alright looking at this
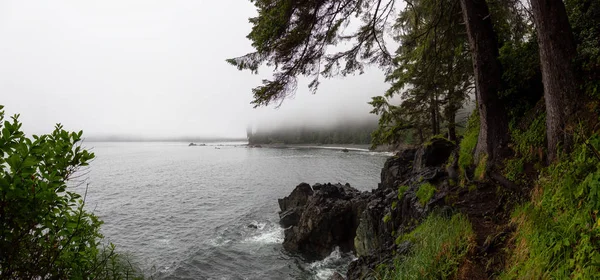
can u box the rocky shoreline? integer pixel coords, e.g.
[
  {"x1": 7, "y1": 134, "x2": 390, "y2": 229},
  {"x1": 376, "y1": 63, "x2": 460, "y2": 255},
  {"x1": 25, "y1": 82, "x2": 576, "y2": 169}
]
[{"x1": 277, "y1": 138, "x2": 459, "y2": 279}]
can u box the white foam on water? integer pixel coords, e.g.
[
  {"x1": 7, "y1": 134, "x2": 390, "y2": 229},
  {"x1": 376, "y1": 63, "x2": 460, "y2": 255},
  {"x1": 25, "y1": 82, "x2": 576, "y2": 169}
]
[
  {"x1": 244, "y1": 226, "x2": 284, "y2": 244},
  {"x1": 309, "y1": 247, "x2": 344, "y2": 280}
]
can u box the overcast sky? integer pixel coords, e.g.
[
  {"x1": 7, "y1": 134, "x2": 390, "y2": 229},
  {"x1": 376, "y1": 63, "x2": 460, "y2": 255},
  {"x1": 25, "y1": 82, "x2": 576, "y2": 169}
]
[{"x1": 0, "y1": 1, "x2": 389, "y2": 139}]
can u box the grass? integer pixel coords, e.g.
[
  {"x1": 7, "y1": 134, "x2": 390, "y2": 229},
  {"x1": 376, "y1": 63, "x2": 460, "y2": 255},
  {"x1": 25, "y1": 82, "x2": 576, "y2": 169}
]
[
  {"x1": 501, "y1": 134, "x2": 600, "y2": 279},
  {"x1": 398, "y1": 185, "x2": 409, "y2": 200},
  {"x1": 416, "y1": 182, "x2": 436, "y2": 206},
  {"x1": 381, "y1": 213, "x2": 475, "y2": 280},
  {"x1": 458, "y1": 111, "x2": 480, "y2": 180},
  {"x1": 474, "y1": 154, "x2": 488, "y2": 180}
]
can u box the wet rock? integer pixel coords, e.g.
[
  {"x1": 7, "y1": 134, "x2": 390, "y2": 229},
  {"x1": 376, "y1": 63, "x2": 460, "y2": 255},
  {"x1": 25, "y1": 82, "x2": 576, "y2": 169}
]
[
  {"x1": 278, "y1": 183, "x2": 313, "y2": 212},
  {"x1": 279, "y1": 209, "x2": 301, "y2": 228},
  {"x1": 379, "y1": 148, "x2": 417, "y2": 190},
  {"x1": 281, "y1": 183, "x2": 368, "y2": 260},
  {"x1": 329, "y1": 272, "x2": 346, "y2": 280}
]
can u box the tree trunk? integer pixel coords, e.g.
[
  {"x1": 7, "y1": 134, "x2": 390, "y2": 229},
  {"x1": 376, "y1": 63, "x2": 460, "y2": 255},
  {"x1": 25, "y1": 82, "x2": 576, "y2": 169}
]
[
  {"x1": 530, "y1": 0, "x2": 578, "y2": 162},
  {"x1": 430, "y1": 95, "x2": 439, "y2": 135},
  {"x1": 459, "y1": 0, "x2": 509, "y2": 163},
  {"x1": 446, "y1": 94, "x2": 458, "y2": 142}
]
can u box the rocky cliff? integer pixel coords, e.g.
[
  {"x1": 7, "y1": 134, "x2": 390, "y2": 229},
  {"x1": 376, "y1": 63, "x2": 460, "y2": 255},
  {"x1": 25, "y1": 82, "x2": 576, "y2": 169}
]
[{"x1": 277, "y1": 138, "x2": 459, "y2": 279}]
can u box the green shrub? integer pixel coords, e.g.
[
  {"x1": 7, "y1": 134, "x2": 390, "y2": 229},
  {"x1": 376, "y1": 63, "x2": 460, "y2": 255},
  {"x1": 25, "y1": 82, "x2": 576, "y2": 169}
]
[
  {"x1": 510, "y1": 113, "x2": 546, "y2": 162},
  {"x1": 416, "y1": 182, "x2": 436, "y2": 206},
  {"x1": 383, "y1": 213, "x2": 475, "y2": 279},
  {"x1": 0, "y1": 106, "x2": 143, "y2": 279},
  {"x1": 502, "y1": 134, "x2": 600, "y2": 279}
]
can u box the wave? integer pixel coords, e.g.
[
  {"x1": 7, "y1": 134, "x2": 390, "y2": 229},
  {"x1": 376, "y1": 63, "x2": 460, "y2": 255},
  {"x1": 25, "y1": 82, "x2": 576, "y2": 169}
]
[
  {"x1": 308, "y1": 247, "x2": 353, "y2": 280},
  {"x1": 243, "y1": 223, "x2": 284, "y2": 244}
]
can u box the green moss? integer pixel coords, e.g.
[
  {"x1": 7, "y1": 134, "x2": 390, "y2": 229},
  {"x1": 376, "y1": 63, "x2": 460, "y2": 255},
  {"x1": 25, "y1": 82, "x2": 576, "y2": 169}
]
[
  {"x1": 398, "y1": 185, "x2": 409, "y2": 200},
  {"x1": 383, "y1": 213, "x2": 392, "y2": 223},
  {"x1": 502, "y1": 134, "x2": 600, "y2": 279},
  {"x1": 391, "y1": 200, "x2": 398, "y2": 210},
  {"x1": 474, "y1": 154, "x2": 488, "y2": 180},
  {"x1": 416, "y1": 182, "x2": 436, "y2": 206},
  {"x1": 423, "y1": 134, "x2": 454, "y2": 147},
  {"x1": 458, "y1": 110, "x2": 480, "y2": 179},
  {"x1": 382, "y1": 213, "x2": 474, "y2": 279},
  {"x1": 448, "y1": 178, "x2": 456, "y2": 187}
]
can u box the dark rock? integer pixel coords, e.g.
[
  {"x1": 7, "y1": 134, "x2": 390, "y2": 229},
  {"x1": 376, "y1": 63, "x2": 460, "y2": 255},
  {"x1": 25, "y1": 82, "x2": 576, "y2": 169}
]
[
  {"x1": 278, "y1": 183, "x2": 313, "y2": 212},
  {"x1": 413, "y1": 138, "x2": 455, "y2": 171},
  {"x1": 279, "y1": 209, "x2": 301, "y2": 228},
  {"x1": 346, "y1": 241, "x2": 413, "y2": 280},
  {"x1": 329, "y1": 272, "x2": 345, "y2": 280},
  {"x1": 281, "y1": 183, "x2": 368, "y2": 260},
  {"x1": 379, "y1": 148, "x2": 417, "y2": 190},
  {"x1": 342, "y1": 148, "x2": 349, "y2": 153},
  {"x1": 247, "y1": 224, "x2": 258, "y2": 229}
]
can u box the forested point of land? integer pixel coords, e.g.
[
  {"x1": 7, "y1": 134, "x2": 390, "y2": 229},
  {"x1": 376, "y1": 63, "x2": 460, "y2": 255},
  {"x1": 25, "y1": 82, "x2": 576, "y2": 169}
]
[{"x1": 247, "y1": 122, "x2": 378, "y2": 145}]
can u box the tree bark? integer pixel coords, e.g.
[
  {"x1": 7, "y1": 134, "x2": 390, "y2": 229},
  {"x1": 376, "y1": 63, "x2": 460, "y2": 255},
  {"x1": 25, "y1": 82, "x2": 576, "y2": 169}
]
[
  {"x1": 459, "y1": 0, "x2": 509, "y2": 162},
  {"x1": 430, "y1": 95, "x2": 439, "y2": 135},
  {"x1": 446, "y1": 96, "x2": 458, "y2": 142},
  {"x1": 530, "y1": 0, "x2": 578, "y2": 162}
]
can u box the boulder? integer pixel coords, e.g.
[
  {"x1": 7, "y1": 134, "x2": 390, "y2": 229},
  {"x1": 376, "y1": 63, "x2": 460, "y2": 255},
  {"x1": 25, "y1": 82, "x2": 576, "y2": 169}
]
[
  {"x1": 278, "y1": 183, "x2": 313, "y2": 212},
  {"x1": 379, "y1": 148, "x2": 417, "y2": 190},
  {"x1": 281, "y1": 183, "x2": 368, "y2": 260}
]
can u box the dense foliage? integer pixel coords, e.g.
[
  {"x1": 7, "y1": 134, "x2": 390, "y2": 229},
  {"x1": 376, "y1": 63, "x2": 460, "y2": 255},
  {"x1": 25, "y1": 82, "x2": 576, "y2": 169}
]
[{"x1": 0, "y1": 106, "x2": 142, "y2": 279}]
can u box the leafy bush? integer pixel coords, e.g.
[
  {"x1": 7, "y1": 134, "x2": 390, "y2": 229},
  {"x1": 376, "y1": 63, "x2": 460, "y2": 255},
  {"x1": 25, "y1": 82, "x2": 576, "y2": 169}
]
[
  {"x1": 416, "y1": 182, "x2": 436, "y2": 206},
  {"x1": 383, "y1": 214, "x2": 475, "y2": 279},
  {"x1": 510, "y1": 113, "x2": 546, "y2": 162},
  {"x1": 0, "y1": 106, "x2": 143, "y2": 279}
]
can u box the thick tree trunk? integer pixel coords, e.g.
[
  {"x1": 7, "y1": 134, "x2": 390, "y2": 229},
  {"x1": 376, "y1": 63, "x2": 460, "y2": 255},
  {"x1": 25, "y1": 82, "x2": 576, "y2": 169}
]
[
  {"x1": 530, "y1": 0, "x2": 578, "y2": 162},
  {"x1": 459, "y1": 0, "x2": 509, "y2": 162}
]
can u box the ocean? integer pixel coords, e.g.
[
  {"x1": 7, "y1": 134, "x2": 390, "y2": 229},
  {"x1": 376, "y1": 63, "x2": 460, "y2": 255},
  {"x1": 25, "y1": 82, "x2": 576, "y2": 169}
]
[{"x1": 79, "y1": 142, "x2": 389, "y2": 279}]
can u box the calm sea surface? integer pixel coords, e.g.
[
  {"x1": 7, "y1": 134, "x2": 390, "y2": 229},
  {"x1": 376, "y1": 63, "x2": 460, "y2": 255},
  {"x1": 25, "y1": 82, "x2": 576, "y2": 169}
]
[{"x1": 79, "y1": 142, "x2": 389, "y2": 280}]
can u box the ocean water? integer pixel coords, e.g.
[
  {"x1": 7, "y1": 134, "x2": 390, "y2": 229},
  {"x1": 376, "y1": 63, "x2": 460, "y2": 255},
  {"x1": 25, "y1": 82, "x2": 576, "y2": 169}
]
[{"x1": 79, "y1": 142, "x2": 389, "y2": 280}]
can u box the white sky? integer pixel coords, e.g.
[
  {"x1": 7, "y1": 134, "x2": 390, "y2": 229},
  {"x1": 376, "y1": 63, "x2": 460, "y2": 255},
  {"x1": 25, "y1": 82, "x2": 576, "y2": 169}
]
[{"x1": 0, "y1": 1, "x2": 388, "y2": 139}]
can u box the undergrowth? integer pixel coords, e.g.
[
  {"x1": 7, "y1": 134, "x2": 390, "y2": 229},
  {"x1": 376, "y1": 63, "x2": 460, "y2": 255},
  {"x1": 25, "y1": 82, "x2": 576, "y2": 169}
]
[
  {"x1": 416, "y1": 182, "x2": 436, "y2": 206},
  {"x1": 458, "y1": 111, "x2": 480, "y2": 181},
  {"x1": 502, "y1": 133, "x2": 600, "y2": 279},
  {"x1": 380, "y1": 213, "x2": 475, "y2": 280}
]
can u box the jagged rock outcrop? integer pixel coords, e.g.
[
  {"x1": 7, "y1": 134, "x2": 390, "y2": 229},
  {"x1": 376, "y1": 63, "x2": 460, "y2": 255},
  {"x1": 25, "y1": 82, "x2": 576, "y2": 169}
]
[
  {"x1": 278, "y1": 138, "x2": 457, "y2": 278},
  {"x1": 379, "y1": 148, "x2": 417, "y2": 190},
  {"x1": 278, "y1": 183, "x2": 370, "y2": 260}
]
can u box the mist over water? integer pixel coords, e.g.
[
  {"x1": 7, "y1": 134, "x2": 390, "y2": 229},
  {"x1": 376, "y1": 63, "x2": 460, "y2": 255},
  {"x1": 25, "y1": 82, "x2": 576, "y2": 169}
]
[{"x1": 81, "y1": 142, "x2": 387, "y2": 279}]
